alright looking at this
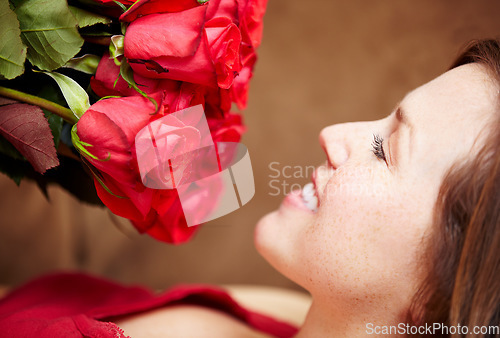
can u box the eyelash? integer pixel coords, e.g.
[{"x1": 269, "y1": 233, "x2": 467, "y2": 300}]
[{"x1": 371, "y1": 134, "x2": 386, "y2": 162}]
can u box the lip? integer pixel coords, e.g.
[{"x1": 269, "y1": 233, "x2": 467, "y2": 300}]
[
  {"x1": 279, "y1": 161, "x2": 334, "y2": 214},
  {"x1": 280, "y1": 168, "x2": 321, "y2": 214},
  {"x1": 281, "y1": 189, "x2": 315, "y2": 213}
]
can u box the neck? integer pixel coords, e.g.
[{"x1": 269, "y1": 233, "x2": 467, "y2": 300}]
[{"x1": 296, "y1": 297, "x2": 405, "y2": 338}]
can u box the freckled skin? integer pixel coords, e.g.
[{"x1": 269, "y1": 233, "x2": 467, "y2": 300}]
[{"x1": 255, "y1": 64, "x2": 498, "y2": 337}]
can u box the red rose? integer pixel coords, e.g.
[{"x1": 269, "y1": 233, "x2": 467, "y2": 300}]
[
  {"x1": 91, "y1": 56, "x2": 232, "y2": 116},
  {"x1": 75, "y1": 0, "x2": 262, "y2": 244},
  {"x1": 230, "y1": 0, "x2": 267, "y2": 109},
  {"x1": 94, "y1": 174, "x2": 198, "y2": 244},
  {"x1": 75, "y1": 95, "x2": 244, "y2": 243},
  {"x1": 90, "y1": 52, "x2": 178, "y2": 98},
  {"x1": 176, "y1": 82, "x2": 232, "y2": 119},
  {"x1": 76, "y1": 96, "x2": 157, "y2": 188},
  {"x1": 124, "y1": 5, "x2": 242, "y2": 89},
  {"x1": 239, "y1": 0, "x2": 268, "y2": 49},
  {"x1": 120, "y1": 0, "x2": 201, "y2": 23},
  {"x1": 209, "y1": 112, "x2": 245, "y2": 143},
  {"x1": 90, "y1": 52, "x2": 188, "y2": 103},
  {"x1": 75, "y1": 95, "x2": 192, "y2": 243},
  {"x1": 230, "y1": 52, "x2": 256, "y2": 110}
]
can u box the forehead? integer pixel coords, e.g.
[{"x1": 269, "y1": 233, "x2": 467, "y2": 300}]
[
  {"x1": 403, "y1": 63, "x2": 497, "y2": 130},
  {"x1": 400, "y1": 63, "x2": 498, "y2": 174},
  {"x1": 404, "y1": 64, "x2": 497, "y2": 138}
]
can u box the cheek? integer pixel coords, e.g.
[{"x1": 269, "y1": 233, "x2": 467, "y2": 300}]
[{"x1": 298, "y1": 167, "x2": 433, "y2": 297}]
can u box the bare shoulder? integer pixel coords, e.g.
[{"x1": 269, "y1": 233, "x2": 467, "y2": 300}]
[
  {"x1": 115, "y1": 285, "x2": 311, "y2": 338},
  {"x1": 115, "y1": 304, "x2": 271, "y2": 338},
  {"x1": 223, "y1": 284, "x2": 311, "y2": 327}
]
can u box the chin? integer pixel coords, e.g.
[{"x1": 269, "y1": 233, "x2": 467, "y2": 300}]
[
  {"x1": 254, "y1": 209, "x2": 305, "y2": 285},
  {"x1": 254, "y1": 210, "x2": 278, "y2": 260}
]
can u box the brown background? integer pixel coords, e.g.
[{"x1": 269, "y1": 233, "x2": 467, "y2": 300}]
[{"x1": 2, "y1": 0, "x2": 500, "y2": 291}]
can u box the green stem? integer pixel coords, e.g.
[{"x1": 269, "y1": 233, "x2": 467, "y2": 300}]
[{"x1": 0, "y1": 86, "x2": 78, "y2": 124}]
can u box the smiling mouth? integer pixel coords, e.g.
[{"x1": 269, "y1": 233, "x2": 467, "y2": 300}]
[
  {"x1": 301, "y1": 182, "x2": 319, "y2": 212},
  {"x1": 300, "y1": 161, "x2": 336, "y2": 212}
]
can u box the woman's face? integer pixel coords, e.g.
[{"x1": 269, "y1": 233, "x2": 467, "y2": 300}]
[{"x1": 255, "y1": 64, "x2": 498, "y2": 314}]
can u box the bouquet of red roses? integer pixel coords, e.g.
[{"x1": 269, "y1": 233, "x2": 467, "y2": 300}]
[{"x1": 0, "y1": 0, "x2": 267, "y2": 244}]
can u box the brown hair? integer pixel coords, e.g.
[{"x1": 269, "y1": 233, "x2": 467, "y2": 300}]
[{"x1": 409, "y1": 40, "x2": 500, "y2": 337}]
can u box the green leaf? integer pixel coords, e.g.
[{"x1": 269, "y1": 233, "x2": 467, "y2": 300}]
[
  {"x1": 63, "y1": 54, "x2": 100, "y2": 74},
  {"x1": 36, "y1": 86, "x2": 65, "y2": 148},
  {"x1": 113, "y1": 1, "x2": 127, "y2": 12},
  {"x1": 39, "y1": 71, "x2": 90, "y2": 118},
  {"x1": 109, "y1": 35, "x2": 124, "y2": 65},
  {"x1": 69, "y1": 6, "x2": 112, "y2": 28},
  {"x1": 15, "y1": 0, "x2": 84, "y2": 71},
  {"x1": 44, "y1": 110, "x2": 63, "y2": 148},
  {"x1": 0, "y1": 0, "x2": 27, "y2": 79}
]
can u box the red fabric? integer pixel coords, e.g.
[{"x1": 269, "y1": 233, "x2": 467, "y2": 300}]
[{"x1": 0, "y1": 273, "x2": 298, "y2": 337}]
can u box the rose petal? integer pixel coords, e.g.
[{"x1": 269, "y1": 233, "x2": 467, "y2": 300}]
[
  {"x1": 94, "y1": 173, "x2": 154, "y2": 220},
  {"x1": 88, "y1": 96, "x2": 160, "y2": 145},
  {"x1": 205, "y1": 0, "x2": 239, "y2": 23},
  {"x1": 205, "y1": 19, "x2": 242, "y2": 89},
  {"x1": 239, "y1": 0, "x2": 268, "y2": 48},
  {"x1": 120, "y1": 0, "x2": 201, "y2": 22},
  {"x1": 128, "y1": 32, "x2": 216, "y2": 86},
  {"x1": 91, "y1": 53, "x2": 162, "y2": 97},
  {"x1": 124, "y1": 6, "x2": 207, "y2": 60},
  {"x1": 78, "y1": 110, "x2": 135, "y2": 185}
]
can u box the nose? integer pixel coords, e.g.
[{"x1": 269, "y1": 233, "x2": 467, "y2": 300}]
[{"x1": 319, "y1": 124, "x2": 349, "y2": 169}]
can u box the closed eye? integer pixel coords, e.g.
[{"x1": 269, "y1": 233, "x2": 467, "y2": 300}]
[{"x1": 372, "y1": 134, "x2": 387, "y2": 162}]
